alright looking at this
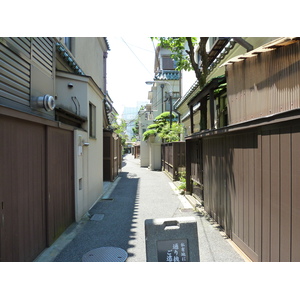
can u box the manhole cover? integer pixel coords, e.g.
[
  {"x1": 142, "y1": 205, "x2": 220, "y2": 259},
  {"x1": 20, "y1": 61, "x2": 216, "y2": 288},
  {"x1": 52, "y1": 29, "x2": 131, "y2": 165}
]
[{"x1": 82, "y1": 247, "x2": 128, "y2": 262}]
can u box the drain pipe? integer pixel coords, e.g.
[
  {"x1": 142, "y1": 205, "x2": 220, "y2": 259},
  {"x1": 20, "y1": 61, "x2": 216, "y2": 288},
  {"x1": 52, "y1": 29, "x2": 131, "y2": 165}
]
[
  {"x1": 232, "y1": 37, "x2": 253, "y2": 52},
  {"x1": 160, "y1": 84, "x2": 164, "y2": 113}
]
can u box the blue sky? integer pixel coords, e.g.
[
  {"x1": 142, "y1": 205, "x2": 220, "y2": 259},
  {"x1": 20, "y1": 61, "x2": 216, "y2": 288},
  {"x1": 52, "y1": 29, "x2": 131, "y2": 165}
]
[{"x1": 106, "y1": 37, "x2": 158, "y2": 116}]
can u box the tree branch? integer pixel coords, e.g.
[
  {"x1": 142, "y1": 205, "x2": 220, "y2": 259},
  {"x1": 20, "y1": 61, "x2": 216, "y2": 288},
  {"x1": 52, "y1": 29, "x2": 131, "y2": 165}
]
[{"x1": 186, "y1": 37, "x2": 209, "y2": 88}]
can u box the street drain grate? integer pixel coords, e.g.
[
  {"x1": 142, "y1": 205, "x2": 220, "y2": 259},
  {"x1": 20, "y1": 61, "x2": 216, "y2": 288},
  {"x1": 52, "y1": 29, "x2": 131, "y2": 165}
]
[
  {"x1": 90, "y1": 214, "x2": 104, "y2": 221},
  {"x1": 101, "y1": 197, "x2": 114, "y2": 201},
  {"x1": 82, "y1": 247, "x2": 128, "y2": 262}
]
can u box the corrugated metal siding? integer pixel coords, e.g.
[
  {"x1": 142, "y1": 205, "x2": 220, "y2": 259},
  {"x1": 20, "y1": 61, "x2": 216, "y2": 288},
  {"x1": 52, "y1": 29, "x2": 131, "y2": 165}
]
[
  {"x1": 0, "y1": 39, "x2": 31, "y2": 105},
  {"x1": 227, "y1": 41, "x2": 300, "y2": 124},
  {"x1": 0, "y1": 37, "x2": 54, "y2": 107},
  {"x1": 32, "y1": 38, "x2": 53, "y2": 74}
]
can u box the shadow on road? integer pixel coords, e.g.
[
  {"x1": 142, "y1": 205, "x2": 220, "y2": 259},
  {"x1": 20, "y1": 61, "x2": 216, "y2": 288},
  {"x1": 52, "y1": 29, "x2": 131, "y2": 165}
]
[{"x1": 54, "y1": 170, "x2": 140, "y2": 262}]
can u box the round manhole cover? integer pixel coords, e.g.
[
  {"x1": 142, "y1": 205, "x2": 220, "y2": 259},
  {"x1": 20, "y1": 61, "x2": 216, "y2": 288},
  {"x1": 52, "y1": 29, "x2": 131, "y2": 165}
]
[{"x1": 82, "y1": 247, "x2": 128, "y2": 262}]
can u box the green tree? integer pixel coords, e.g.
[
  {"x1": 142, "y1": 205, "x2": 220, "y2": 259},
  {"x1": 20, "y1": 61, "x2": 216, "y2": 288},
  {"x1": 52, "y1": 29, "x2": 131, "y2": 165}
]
[
  {"x1": 151, "y1": 37, "x2": 209, "y2": 88},
  {"x1": 143, "y1": 112, "x2": 183, "y2": 142},
  {"x1": 111, "y1": 116, "x2": 128, "y2": 146}
]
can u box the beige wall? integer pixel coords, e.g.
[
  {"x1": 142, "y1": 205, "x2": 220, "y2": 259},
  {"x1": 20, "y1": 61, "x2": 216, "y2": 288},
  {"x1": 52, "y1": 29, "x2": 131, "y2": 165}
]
[
  {"x1": 56, "y1": 71, "x2": 105, "y2": 221},
  {"x1": 72, "y1": 37, "x2": 106, "y2": 90},
  {"x1": 87, "y1": 82, "x2": 104, "y2": 209}
]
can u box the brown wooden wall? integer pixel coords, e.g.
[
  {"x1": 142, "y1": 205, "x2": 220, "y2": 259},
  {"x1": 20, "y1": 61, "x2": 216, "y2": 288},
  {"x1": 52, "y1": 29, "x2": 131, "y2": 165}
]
[
  {"x1": 161, "y1": 142, "x2": 186, "y2": 181},
  {"x1": 0, "y1": 113, "x2": 74, "y2": 261},
  {"x1": 0, "y1": 115, "x2": 46, "y2": 262},
  {"x1": 47, "y1": 127, "x2": 74, "y2": 245},
  {"x1": 103, "y1": 131, "x2": 121, "y2": 182},
  {"x1": 192, "y1": 118, "x2": 300, "y2": 262}
]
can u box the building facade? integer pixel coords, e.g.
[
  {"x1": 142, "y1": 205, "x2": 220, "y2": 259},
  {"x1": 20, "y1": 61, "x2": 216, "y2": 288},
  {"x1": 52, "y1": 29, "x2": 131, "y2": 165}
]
[
  {"x1": 182, "y1": 37, "x2": 300, "y2": 261},
  {"x1": 0, "y1": 37, "x2": 114, "y2": 261},
  {"x1": 140, "y1": 46, "x2": 181, "y2": 170}
]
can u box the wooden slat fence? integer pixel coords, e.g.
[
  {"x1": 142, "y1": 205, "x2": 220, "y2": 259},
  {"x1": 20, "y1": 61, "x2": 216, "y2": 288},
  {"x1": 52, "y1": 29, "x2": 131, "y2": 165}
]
[{"x1": 161, "y1": 142, "x2": 186, "y2": 181}]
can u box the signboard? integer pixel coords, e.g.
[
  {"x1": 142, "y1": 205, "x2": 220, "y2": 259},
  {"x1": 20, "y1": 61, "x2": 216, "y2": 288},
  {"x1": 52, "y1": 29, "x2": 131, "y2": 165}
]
[
  {"x1": 157, "y1": 239, "x2": 189, "y2": 262},
  {"x1": 145, "y1": 217, "x2": 200, "y2": 262}
]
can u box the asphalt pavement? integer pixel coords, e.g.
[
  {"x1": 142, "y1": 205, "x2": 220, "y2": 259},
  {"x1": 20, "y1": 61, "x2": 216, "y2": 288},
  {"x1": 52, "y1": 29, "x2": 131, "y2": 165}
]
[{"x1": 35, "y1": 154, "x2": 248, "y2": 262}]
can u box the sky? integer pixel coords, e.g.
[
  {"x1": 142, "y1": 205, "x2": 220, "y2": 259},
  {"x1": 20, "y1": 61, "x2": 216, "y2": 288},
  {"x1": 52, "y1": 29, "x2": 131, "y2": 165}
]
[{"x1": 106, "y1": 37, "x2": 158, "y2": 117}]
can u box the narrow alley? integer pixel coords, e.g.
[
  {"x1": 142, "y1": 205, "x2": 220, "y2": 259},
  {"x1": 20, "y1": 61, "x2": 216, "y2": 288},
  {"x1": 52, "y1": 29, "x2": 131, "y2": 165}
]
[{"x1": 36, "y1": 154, "x2": 246, "y2": 262}]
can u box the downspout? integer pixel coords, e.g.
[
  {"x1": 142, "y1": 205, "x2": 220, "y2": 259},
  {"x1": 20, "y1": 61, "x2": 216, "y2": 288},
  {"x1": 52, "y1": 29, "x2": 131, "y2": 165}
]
[
  {"x1": 103, "y1": 51, "x2": 108, "y2": 94},
  {"x1": 160, "y1": 84, "x2": 164, "y2": 113},
  {"x1": 232, "y1": 37, "x2": 253, "y2": 52}
]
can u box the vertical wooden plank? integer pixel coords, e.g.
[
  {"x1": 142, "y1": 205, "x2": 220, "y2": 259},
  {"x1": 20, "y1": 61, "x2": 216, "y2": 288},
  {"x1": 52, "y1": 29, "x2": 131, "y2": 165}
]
[
  {"x1": 243, "y1": 134, "x2": 249, "y2": 246},
  {"x1": 185, "y1": 139, "x2": 192, "y2": 194},
  {"x1": 248, "y1": 133, "x2": 255, "y2": 251},
  {"x1": 220, "y1": 137, "x2": 225, "y2": 228},
  {"x1": 261, "y1": 131, "x2": 271, "y2": 262},
  {"x1": 237, "y1": 136, "x2": 244, "y2": 240},
  {"x1": 202, "y1": 139, "x2": 209, "y2": 212},
  {"x1": 0, "y1": 116, "x2": 46, "y2": 261},
  {"x1": 47, "y1": 127, "x2": 74, "y2": 245},
  {"x1": 270, "y1": 129, "x2": 280, "y2": 261},
  {"x1": 232, "y1": 135, "x2": 238, "y2": 238},
  {"x1": 291, "y1": 125, "x2": 300, "y2": 261},
  {"x1": 189, "y1": 105, "x2": 194, "y2": 134},
  {"x1": 226, "y1": 135, "x2": 234, "y2": 238},
  {"x1": 280, "y1": 127, "x2": 291, "y2": 262},
  {"x1": 254, "y1": 131, "x2": 262, "y2": 261},
  {"x1": 212, "y1": 138, "x2": 217, "y2": 219}
]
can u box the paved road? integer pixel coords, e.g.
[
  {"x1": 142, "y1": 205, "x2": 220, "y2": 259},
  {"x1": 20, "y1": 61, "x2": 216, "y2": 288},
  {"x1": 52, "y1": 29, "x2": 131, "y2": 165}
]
[{"x1": 37, "y1": 154, "x2": 246, "y2": 262}]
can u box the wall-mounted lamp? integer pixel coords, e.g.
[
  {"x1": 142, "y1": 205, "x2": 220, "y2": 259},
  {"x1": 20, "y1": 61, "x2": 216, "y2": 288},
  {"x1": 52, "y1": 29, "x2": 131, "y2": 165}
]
[{"x1": 68, "y1": 83, "x2": 74, "y2": 88}]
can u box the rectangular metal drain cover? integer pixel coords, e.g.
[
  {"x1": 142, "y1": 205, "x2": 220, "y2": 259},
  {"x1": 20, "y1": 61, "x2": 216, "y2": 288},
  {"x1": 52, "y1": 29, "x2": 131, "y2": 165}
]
[{"x1": 90, "y1": 214, "x2": 104, "y2": 221}]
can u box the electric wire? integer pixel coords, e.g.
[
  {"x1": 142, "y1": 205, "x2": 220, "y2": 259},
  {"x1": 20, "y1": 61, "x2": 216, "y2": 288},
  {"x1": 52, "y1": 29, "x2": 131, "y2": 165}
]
[{"x1": 121, "y1": 37, "x2": 153, "y2": 76}]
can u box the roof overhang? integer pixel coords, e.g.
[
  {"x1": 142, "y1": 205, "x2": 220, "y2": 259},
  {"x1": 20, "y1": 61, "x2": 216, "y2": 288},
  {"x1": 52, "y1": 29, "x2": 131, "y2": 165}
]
[
  {"x1": 221, "y1": 37, "x2": 300, "y2": 67},
  {"x1": 187, "y1": 75, "x2": 226, "y2": 108}
]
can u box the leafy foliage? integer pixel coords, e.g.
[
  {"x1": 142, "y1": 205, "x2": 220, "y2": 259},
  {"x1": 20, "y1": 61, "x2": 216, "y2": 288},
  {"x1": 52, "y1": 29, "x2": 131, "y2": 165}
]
[
  {"x1": 152, "y1": 37, "x2": 197, "y2": 72},
  {"x1": 151, "y1": 37, "x2": 209, "y2": 88},
  {"x1": 143, "y1": 111, "x2": 183, "y2": 142},
  {"x1": 158, "y1": 122, "x2": 183, "y2": 142},
  {"x1": 142, "y1": 129, "x2": 157, "y2": 141},
  {"x1": 110, "y1": 116, "x2": 128, "y2": 146}
]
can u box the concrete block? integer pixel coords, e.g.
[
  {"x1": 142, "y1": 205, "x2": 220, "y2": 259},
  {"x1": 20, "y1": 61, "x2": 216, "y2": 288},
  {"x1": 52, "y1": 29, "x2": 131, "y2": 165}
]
[{"x1": 145, "y1": 217, "x2": 200, "y2": 262}]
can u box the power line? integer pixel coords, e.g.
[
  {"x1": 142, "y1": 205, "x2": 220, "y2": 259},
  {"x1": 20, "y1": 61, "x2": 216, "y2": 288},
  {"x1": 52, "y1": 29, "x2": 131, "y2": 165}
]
[{"x1": 121, "y1": 37, "x2": 153, "y2": 76}]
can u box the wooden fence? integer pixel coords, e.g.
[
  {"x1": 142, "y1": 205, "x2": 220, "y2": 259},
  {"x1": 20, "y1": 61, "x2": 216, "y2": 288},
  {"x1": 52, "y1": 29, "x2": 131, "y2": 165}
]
[
  {"x1": 103, "y1": 130, "x2": 122, "y2": 182},
  {"x1": 161, "y1": 142, "x2": 186, "y2": 181},
  {"x1": 186, "y1": 114, "x2": 300, "y2": 261}
]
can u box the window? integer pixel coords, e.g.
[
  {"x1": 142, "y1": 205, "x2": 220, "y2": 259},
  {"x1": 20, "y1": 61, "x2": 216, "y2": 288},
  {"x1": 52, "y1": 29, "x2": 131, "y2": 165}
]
[
  {"x1": 64, "y1": 37, "x2": 72, "y2": 52},
  {"x1": 89, "y1": 103, "x2": 96, "y2": 138},
  {"x1": 162, "y1": 56, "x2": 175, "y2": 70}
]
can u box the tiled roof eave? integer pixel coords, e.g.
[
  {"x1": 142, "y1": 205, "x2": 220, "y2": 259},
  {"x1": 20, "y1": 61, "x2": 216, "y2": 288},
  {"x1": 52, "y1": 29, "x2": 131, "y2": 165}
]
[{"x1": 56, "y1": 42, "x2": 85, "y2": 75}]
